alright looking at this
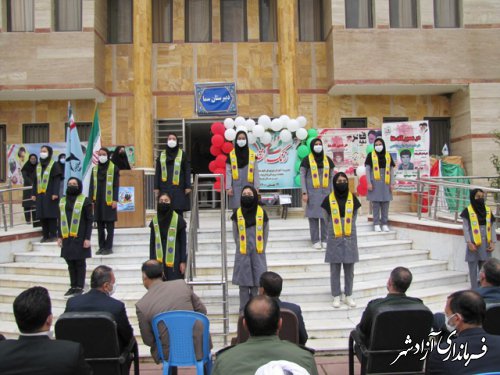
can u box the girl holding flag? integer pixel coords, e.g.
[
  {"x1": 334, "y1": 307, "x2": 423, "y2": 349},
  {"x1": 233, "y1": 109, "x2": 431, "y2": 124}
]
[
  {"x1": 321, "y1": 172, "x2": 361, "y2": 308},
  {"x1": 364, "y1": 137, "x2": 395, "y2": 232},
  {"x1": 300, "y1": 138, "x2": 335, "y2": 249},
  {"x1": 226, "y1": 130, "x2": 260, "y2": 210},
  {"x1": 149, "y1": 192, "x2": 187, "y2": 280},
  {"x1": 460, "y1": 188, "x2": 496, "y2": 288},
  {"x1": 231, "y1": 185, "x2": 269, "y2": 311},
  {"x1": 57, "y1": 177, "x2": 93, "y2": 297}
]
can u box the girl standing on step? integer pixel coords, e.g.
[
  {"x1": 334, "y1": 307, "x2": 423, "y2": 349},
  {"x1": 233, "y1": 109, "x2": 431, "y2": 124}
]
[
  {"x1": 226, "y1": 130, "x2": 260, "y2": 210},
  {"x1": 300, "y1": 138, "x2": 335, "y2": 249},
  {"x1": 149, "y1": 192, "x2": 187, "y2": 281},
  {"x1": 364, "y1": 138, "x2": 395, "y2": 232},
  {"x1": 22, "y1": 153, "x2": 38, "y2": 225},
  {"x1": 57, "y1": 177, "x2": 93, "y2": 297},
  {"x1": 461, "y1": 188, "x2": 496, "y2": 288},
  {"x1": 32, "y1": 145, "x2": 62, "y2": 242},
  {"x1": 321, "y1": 172, "x2": 361, "y2": 308},
  {"x1": 231, "y1": 185, "x2": 269, "y2": 311}
]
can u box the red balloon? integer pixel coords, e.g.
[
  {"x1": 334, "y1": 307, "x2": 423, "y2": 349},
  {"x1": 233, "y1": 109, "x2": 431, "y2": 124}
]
[
  {"x1": 213, "y1": 179, "x2": 221, "y2": 192},
  {"x1": 357, "y1": 175, "x2": 368, "y2": 197},
  {"x1": 215, "y1": 154, "x2": 227, "y2": 169},
  {"x1": 214, "y1": 167, "x2": 225, "y2": 176},
  {"x1": 208, "y1": 160, "x2": 217, "y2": 173},
  {"x1": 221, "y1": 142, "x2": 233, "y2": 154},
  {"x1": 210, "y1": 145, "x2": 222, "y2": 157},
  {"x1": 211, "y1": 122, "x2": 225, "y2": 135},
  {"x1": 212, "y1": 134, "x2": 224, "y2": 147}
]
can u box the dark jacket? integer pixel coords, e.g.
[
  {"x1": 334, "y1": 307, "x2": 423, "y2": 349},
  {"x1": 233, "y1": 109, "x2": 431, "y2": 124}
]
[
  {"x1": 154, "y1": 150, "x2": 191, "y2": 212},
  {"x1": 65, "y1": 289, "x2": 133, "y2": 351},
  {"x1": 58, "y1": 196, "x2": 93, "y2": 261},
  {"x1": 89, "y1": 162, "x2": 119, "y2": 222},
  {"x1": 0, "y1": 335, "x2": 91, "y2": 375},
  {"x1": 32, "y1": 160, "x2": 62, "y2": 219},
  {"x1": 475, "y1": 286, "x2": 500, "y2": 305},
  {"x1": 278, "y1": 299, "x2": 309, "y2": 346},
  {"x1": 22, "y1": 165, "x2": 36, "y2": 208}
]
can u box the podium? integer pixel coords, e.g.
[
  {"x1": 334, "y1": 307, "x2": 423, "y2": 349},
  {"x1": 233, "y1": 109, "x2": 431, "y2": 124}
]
[{"x1": 116, "y1": 169, "x2": 146, "y2": 228}]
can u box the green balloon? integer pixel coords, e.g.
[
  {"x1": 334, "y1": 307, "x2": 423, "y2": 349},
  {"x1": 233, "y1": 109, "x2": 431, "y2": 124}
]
[
  {"x1": 307, "y1": 128, "x2": 318, "y2": 138},
  {"x1": 297, "y1": 145, "x2": 309, "y2": 159},
  {"x1": 366, "y1": 144, "x2": 374, "y2": 154},
  {"x1": 294, "y1": 159, "x2": 301, "y2": 174},
  {"x1": 294, "y1": 174, "x2": 301, "y2": 187}
]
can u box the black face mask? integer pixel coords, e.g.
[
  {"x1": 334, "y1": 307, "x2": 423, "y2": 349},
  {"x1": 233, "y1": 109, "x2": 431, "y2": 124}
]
[
  {"x1": 119, "y1": 152, "x2": 126, "y2": 158},
  {"x1": 475, "y1": 198, "x2": 485, "y2": 205},
  {"x1": 158, "y1": 203, "x2": 171, "y2": 212},
  {"x1": 241, "y1": 196, "x2": 254, "y2": 208},
  {"x1": 66, "y1": 186, "x2": 80, "y2": 196},
  {"x1": 336, "y1": 182, "x2": 348, "y2": 192}
]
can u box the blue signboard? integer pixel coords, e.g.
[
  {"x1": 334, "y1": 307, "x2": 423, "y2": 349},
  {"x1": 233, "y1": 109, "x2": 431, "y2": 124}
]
[{"x1": 195, "y1": 82, "x2": 237, "y2": 116}]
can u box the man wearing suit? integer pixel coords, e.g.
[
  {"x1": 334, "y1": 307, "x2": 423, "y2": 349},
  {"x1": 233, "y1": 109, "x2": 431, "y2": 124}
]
[
  {"x1": 476, "y1": 257, "x2": 500, "y2": 304},
  {"x1": 0, "y1": 286, "x2": 91, "y2": 375},
  {"x1": 136, "y1": 260, "x2": 209, "y2": 372},
  {"x1": 65, "y1": 265, "x2": 134, "y2": 351},
  {"x1": 259, "y1": 271, "x2": 308, "y2": 345},
  {"x1": 426, "y1": 290, "x2": 500, "y2": 374}
]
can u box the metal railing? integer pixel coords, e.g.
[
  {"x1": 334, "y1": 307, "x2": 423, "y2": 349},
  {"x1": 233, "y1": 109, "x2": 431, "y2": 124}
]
[
  {"x1": 0, "y1": 182, "x2": 39, "y2": 232},
  {"x1": 186, "y1": 173, "x2": 229, "y2": 346}
]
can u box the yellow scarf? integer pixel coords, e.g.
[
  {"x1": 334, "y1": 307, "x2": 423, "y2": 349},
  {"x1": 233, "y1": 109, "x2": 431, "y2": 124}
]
[
  {"x1": 329, "y1": 191, "x2": 354, "y2": 238},
  {"x1": 308, "y1": 153, "x2": 329, "y2": 189},
  {"x1": 468, "y1": 205, "x2": 492, "y2": 246},
  {"x1": 236, "y1": 206, "x2": 264, "y2": 254},
  {"x1": 230, "y1": 149, "x2": 256, "y2": 183},
  {"x1": 371, "y1": 151, "x2": 391, "y2": 185}
]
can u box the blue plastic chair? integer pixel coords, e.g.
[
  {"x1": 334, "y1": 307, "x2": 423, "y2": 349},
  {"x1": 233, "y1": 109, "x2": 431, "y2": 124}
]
[{"x1": 152, "y1": 310, "x2": 212, "y2": 375}]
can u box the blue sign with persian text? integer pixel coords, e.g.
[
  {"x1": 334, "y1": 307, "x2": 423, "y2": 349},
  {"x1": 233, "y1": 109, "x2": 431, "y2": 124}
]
[{"x1": 195, "y1": 82, "x2": 237, "y2": 116}]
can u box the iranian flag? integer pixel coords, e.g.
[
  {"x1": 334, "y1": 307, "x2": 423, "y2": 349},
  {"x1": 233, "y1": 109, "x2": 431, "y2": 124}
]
[{"x1": 82, "y1": 106, "x2": 102, "y2": 196}]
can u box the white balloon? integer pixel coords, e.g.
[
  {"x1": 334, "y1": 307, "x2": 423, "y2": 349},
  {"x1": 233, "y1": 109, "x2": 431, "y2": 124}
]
[
  {"x1": 297, "y1": 116, "x2": 307, "y2": 128},
  {"x1": 279, "y1": 129, "x2": 292, "y2": 142},
  {"x1": 253, "y1": 124, "x2": 265, "y2": 137},
  {"x1": 236, "y1": 126, "x2": 247, "y2": 134},
  {"x1": 270, "y1": 118, "x2": 283, "y2": 132},
  {"x1": 224, "y1": 128, "x2": 236, "y2": 141},
  {"x1": 288, "y1": 119, "x2": 300, "y2": 132},
  {"x1": 279, "y1": 115, "x2": 290, "y2": 129},
  {"x1": 296, "y1": 128, "x2": 308, "y2": 140},
  {"x1": 235, "y1": 116, "x2": 246, "y2": 127},
  {"x1": 247, "y1": 132, "x2": 256, "y2": 145},
  {"x1": 261, "y1": 132, "x2": 272, "y2": 145},
  {"x1": 224, "y1": 118, "x2": 235, "y2": 129},
  {"x1": 245, "y1": 118, "x2": 256, "y2": 131},
  {"x1": 258, "y1": 115, "x2": 272, "y2": 129},
  {"x1": 356, "y1": 165, "x2": 366, "y2": 177}
]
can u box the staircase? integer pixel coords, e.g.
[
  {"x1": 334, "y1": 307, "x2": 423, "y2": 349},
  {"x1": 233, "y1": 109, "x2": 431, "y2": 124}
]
[{"x1": 0, "y1": 212, "x2": 469, "y2": 355}]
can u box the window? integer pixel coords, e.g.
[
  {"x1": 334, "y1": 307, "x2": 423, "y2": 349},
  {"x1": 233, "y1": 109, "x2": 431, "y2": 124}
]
[
  {"x1": 186, "y1": 0, "x2": 212, "y2": 42},
  {"x1": 345, "y1": 0, "x2": 373, "y2": 29},
  {"x1": 22, "y1": 124, "x2": 49, "y2": 144},
  {"x1": 259, "y1": 0, "x2": 277, "y2": 41},
  {"x1": 221, "y1": 0, "x2": 247, "y2": 42},
  {"x1": 424, "y1": 117, "x2": 451, "y2": 156},
  {"x1": 65, "y1": 123, "x2": 92, "y2": 142},
  {"x1": 299, "y1": 0, "x2": 323, "y2": 41},
  {"x1": 434, "y1": 0, "x2": 460, "y2": 28},
  {"x1": 55, "y1": 0, "x2": 82, "y2": 31},
  {"x1": 153, "y1": 0, "x2": 173, "y2": 43},
  {"x1": 107, "y1": 0, "x2": 133, "y2": 43},
  {"x1": 0, "y1": 125, "x2": 5, "y2": 182},
  {"x1": 7, "y1": 0, "x2": 34, "y2": 32},
  {"x1": 341, "y1": 118, "x2": 367, "y2": 128},
  {"x1": 390, "y1": 0, "x2": 417, "y2": 28},
  {"x1": 383, "y1": 117, "x2": 409, "y2": 123}
]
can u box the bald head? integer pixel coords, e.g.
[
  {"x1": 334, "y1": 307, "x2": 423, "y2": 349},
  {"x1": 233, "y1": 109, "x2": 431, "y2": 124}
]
[{"x1": 244, "y1": 295, "x2": 280, "y2": 337}]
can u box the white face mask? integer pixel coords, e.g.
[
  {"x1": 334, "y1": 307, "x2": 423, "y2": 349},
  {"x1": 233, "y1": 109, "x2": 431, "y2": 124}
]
[
  {"x1": 108, "y1": 282, "x2": 116, "y2": 296},
  {"x1": 445, "y1": 313, "x2": 457, "y2": 333},
  {"x1": 375, "y1": 145, "x2": 384, "y2": 153},
  {"x1": 167, "y1": 140, "x2": 177, "y2": 148},
  {"x1": 39, "y1": 152, "x2": 49, "y2": 159},
  {"x1": 237, "y1": 139, "x2": 247, "y2": 147},
  {"x1": 59, "y1": 158, "x2": 65, "y2": 164},
  {"x1": 313, "y1": 145, "x2": 323, "y2": 153},
  {"x1": 98, "y1": 155, "x2": 108, "y2": 164}
]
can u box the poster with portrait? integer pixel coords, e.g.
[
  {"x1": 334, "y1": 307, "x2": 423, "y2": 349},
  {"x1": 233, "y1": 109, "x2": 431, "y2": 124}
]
[
  {"x1": 118, "y1": 186, "x2": 135, "y2": 212},
  {"x1": 382, "y1": 120, "x2": 430, "y2": 192},
  {"x1": 318, "y1": 128, "x2": 381, "y2": 176}
]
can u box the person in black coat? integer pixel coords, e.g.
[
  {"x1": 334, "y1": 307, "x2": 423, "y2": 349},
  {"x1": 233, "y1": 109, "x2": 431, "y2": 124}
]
[
  {"x1": 111, "y1": 145, "x2": 131, "y2": 170},
  {"x1": 57, "y1": 178, "x2": 93, "y2": 297},
  {"x1": 154, "y1": 133, "x2": 192, "y2": 213},
  {"x1": 89, "y1": 147, "x2": 119, "y2": 255},
  {"x1": 57, "y1": 153, "x2": 66, "y2": 197},
  {"x1": 21, "y1": 153, "x2": 37, "y2": 224},
  {"x1": 149, "y1": 192, "x2": 187, "y2": 281},
  {"x1": 32, "y1": 145, "x2": 62, "y2": 242}
]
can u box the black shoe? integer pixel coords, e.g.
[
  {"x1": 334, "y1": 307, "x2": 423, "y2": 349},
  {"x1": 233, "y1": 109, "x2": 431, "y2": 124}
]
[
  {"x1": 100, "y1": 249, "x2": 113, "y2": 255},
  {"x1": 72, "y1": 288, "x2": 84, "y2": 296},
  {"x1": 64, "y1": 288, "x2": 75, "y2": 297},
  {"x1": 96, "y1": 248, "x2": 103, "y2": 255},
  {"x1": 40, "y1": 237, "x2": 48, "y2": 243}
]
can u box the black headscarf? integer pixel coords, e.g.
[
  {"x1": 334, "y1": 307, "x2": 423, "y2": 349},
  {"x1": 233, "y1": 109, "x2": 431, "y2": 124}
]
[
  {"x1": 21, "y1": 153, "x2": 38, "y2": 175},
  {"x1": 64, "y1": 177, "x2": 84, "y2": 211},
  {"x1": 111, "y1": 146, "x2": 131, "y2": 170},
  {"x1": 230, "y1": 185, "x2": 269, "y2": 227},
  {"x1": 300, "y1": 138, "x2": 335, "y2": 170},
  {"x1": 165, "y1": 133, "x2": 180, "y2": 161},
  {"x1": 460, "y1": 188, "x2": 495, "y2": 225},
  {"x1": 226, "y1": 131, "x2": 249, "y2": 168},
  {"x1": 364, "y1": 138, "x2": 395, "y2": 169},
  {"x1": 150, "y1": 192, "x2": 186, "y2": 233},
  {"x1": 321, "y1": 172, "x2": 362, "y2": 217},
  {"x1": 39, "y1": 145, "x2": 62, "y2": 176},
  {"x1": 97, "y1": 147, "x2": 111, "y2": 180},
  {"x1": 57, "y1": 153, "x2": 66, "y2": 176}
]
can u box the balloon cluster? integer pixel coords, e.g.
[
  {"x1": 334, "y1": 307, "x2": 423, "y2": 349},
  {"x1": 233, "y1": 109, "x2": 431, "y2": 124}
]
[
  {"x1": 355, "y1": 165, "x2": 368, "y2": 196},
  {"x1": 294, "y1": 128, "x2": 320, "y2": 187},
  {"x1": 208, "y1": 122, "x2": 233, "y2": 191}
]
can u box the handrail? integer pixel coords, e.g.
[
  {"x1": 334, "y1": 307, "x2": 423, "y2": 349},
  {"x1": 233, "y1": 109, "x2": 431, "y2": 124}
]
[
  {"x1": 186, "y1": 173, "x2": 229, "y2": 346},
  {"x1": 0, "y1": 181, "x2": 39, "y2": 232}
]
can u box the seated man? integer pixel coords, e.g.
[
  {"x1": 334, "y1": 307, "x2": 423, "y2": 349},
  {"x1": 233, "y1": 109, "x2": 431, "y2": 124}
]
[
  {"x1": 357, "y1": 267, "x2": 424, "y2": 346},
  {"x1": 259, "y1": 271, "x2": 308, "y2": 345},
  {"x1": 426, "y1": 290, "x2": 500, "y2": 374},
  {"x1": 135, "y1": 260, "x2": 210, "y2": 370},
  {"x1": 0, "y1": 286, "x2": 91, "y2": 375},
  {"x1": 65, "y1": 265, "x2": 134, "y2": 352},
  {"x1": 212, "y1": 295, "x2": 318, "y2": 375}
]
